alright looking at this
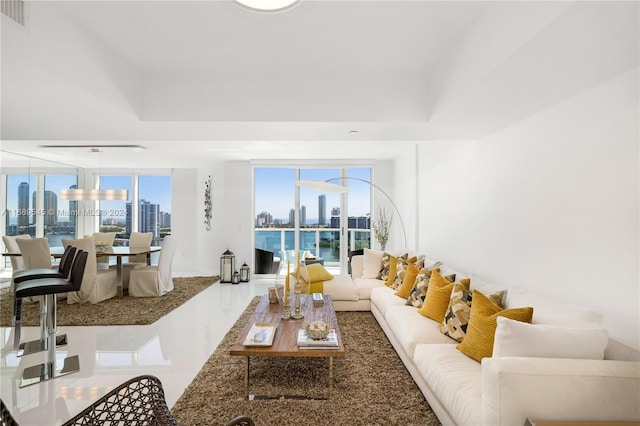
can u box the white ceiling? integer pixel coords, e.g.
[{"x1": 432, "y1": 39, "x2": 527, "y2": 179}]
[{"x1": 1, "y1": 0, "x2": 637, "y2": 168}]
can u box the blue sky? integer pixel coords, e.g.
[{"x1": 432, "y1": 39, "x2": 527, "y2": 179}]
[
  {"x1": 5, "y1": 174, "x2": 171, "y2": 224},
  {"x1": 255, "y1": 167, "x2": 372, "y2": 221}
]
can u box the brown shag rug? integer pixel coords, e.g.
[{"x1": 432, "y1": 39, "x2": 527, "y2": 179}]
[
  {"x1": 0, "y1": 276, "x2": 219, "y2": 327},
  {"x1": 171, "y1": 296, "x2": 441, "y2": 426}
]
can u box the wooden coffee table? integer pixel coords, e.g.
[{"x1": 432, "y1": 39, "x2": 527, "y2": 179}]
[{"x1": 230, "y1": 294, "x2": 345, "y2": 400}]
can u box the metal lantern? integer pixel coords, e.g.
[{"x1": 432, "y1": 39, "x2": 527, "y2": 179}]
[
  {"x1": 220, "y1": 249, "x2": 235, "y2": 283},
  {"x1": 240, "y1": 262, "x2": 250, "y2": 282},
  {"x1": 232, "y1": 271, "x2": 240, "y2": 284}
]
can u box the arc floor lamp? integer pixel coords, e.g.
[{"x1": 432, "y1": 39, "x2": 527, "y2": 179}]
[{"x1": 296, "y1": 177, "x2": 407, "y2": 250}]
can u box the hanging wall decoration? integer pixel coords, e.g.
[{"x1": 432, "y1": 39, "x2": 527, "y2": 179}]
[{"x1": 204, "y1": 174, "x2": 212, "y2": 231}]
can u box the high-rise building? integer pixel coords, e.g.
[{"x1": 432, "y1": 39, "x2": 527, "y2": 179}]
[
  {"x1": 300, "y1": 205, "x2": 306, "y2": 226},
  {"x1": 318, "y1": 194, "x2": 326, "y2": 225},
  {"x1": 331, "y1": 207, "x2": 340, "y2": 216},
  {"x1": 68, "y1": 184, "x2": 77, "y2": 229},
  {"x1": 160, "y1": 212, "x2": 171, "y2": 228},
  {"x1": 288, "y1": 208, "x2": 295, "y2": 226},
  {"x1": 18, "y1": 182, "x2": 29, "y2": 227},
  {"x1": 256, "y1": 211, "x2": 273, "y2": 227},
  {"x1": 43, "y1": 190, "x2": 57, "y2": 225},
  {"x1": 139, "y1": 199, "x2": 160, "y2": 238},
  {"x1": 126, "y1": 203, "x2": 133, "y2": 234}
]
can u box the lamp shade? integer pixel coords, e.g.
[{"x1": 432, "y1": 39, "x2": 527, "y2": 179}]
[{"x1": 60, "y1": 189, "x2": 129, "y2": 201}]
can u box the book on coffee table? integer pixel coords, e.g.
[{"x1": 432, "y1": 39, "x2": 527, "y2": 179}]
[
  {"x1": 243, "y1": 323, "x2": 277, "y2": 347},
  {"x1": 297, "y1": 329, "x2": 339, "y2": 349}
]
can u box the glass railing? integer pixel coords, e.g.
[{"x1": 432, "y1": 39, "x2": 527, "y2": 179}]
[{"x1": 255, "y1": 227, "x2": 371, "y2": 267}]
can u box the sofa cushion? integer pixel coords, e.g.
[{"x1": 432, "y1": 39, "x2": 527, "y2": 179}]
[
  {"x1": 492, "y1": 316, "x2": 609, "y2": 359},
  {"x1": 457, "y1": 290, "x2": 534, "y2": 362},
  {"x1": 385, "y1": 305, "x2": 456, "y2": 358},
  {"x1": 362, "y1": 248, "x2": 385, "y2": 279},
  {"x1": 371, "y1": 286, "x2": 406, "y2": 316},
  {"x1": 413, "y1": 343, "x2": 483, "y2": 426},
  {"x1": 322, "y1": 275, "x2": 359, "y2": 302},
  {"x1": 354, "y1": 277, "x2": 387, "y2": 301}
]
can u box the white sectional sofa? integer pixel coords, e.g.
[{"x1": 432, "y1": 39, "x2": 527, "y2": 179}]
[{"x1": 321, "y1": 252, "x2": 640, "y2": 426}]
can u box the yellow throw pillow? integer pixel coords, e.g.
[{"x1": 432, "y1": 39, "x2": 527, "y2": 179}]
[
  {"x1": 309, "y1": 281, "x2": 324, "y2": 294},
  {"x1": 384, "y1": 254, "x2": 401, "y2": 287},
  {"x1": 391, "y1": 256, "x2": 421, "y2": 289},
  {"x1": 305, "y1": 263, "x2": 334, "y2": 283},
  {"x1": 417, "y1": 270, "x2": 458, "y2": 322},
  {"x1": 394, "y1": 263, "x2": 421, "y2": 299},
  {"x1": 456, "y1": 290, "x2": 534, "y2": 362}
]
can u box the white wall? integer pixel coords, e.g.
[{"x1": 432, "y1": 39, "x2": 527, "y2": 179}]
[{"x1": 417, "y1": 68, "x2": 639, "y2": 350}]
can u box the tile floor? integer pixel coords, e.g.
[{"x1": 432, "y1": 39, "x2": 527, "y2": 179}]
[{"x1": 0, "y1": 276, "x2": 274, "y2": 425}]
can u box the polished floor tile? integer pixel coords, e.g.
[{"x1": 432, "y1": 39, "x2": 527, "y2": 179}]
[{"x1": 0, "y1": 277, "x2": 273, "y2": 425}]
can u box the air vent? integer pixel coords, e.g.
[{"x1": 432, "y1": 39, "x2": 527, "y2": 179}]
[{"x1": 1, "y1": 0, "x2": 25, "y2": 26}]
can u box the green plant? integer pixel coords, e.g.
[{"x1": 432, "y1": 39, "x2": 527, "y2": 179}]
[{"x1": 372, "y1": 208, "x2": 393, "y2": 250}]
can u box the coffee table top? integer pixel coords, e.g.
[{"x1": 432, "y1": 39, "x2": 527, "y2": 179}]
[{"x1": 230, "y1": 294, "x2": 345, "y2": 358}]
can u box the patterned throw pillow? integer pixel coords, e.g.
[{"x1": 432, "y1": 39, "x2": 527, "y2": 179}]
[
  {"x1": 406, "y1": 263, "x2": 449, "y2": 308},
  {"x1": 439, "y1": 284, "x2": 505, "y2": 342},
  {"x1": 394, "y1": 262, "x2": 421, "y2": 299},
  {"x1": 456, "y1": 290, "x2": 533, "y2": 362},
  {"x1": 377, "y1": 252, "x2": 393, "y2": 281},
  {"x1": 390, "y1": 256, "x2": 421, "y2": 290},
  {"x1": 417, "y1": 270, "x2": 467, "y2": 322}
]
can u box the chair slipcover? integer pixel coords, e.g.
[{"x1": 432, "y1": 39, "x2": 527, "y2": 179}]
[
  {"x1": 62, "y1": 238, "x2": 118, "y2": 304},
  {"x1": 92, "y1": 232, "x2": 117, "y2": 269},
  {"x1": 2, "y1": 234, "x2": 32, "y2": 292},
  {"x1": 120, "y1": 232, "x2": 154, "y2": 288},
  {"x1": 15, "y1": 238, "x2": 53, "y2": 302},
  {"x1": 15, "y1": 238, "x2": 52, "y2": 270},
  {"x1": 129, "y1": 236, "x2": 176, "y2": 297}
]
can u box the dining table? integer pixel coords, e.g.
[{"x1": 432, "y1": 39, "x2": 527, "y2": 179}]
[{"x1": 4, "y1": 245, "x2": 162, "y2": 296}]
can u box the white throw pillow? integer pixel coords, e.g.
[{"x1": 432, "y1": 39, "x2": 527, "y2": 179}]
[
  {"x1": 362, "y1": 248, "x2": 384, "y2": 279},
  {"x1": 492, "y1": 316, "x2": 609, "y2": 360}
]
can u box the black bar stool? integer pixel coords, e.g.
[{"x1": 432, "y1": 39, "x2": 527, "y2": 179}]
[
  {"x1": 12, "y1": 245, "x2": 77, "y2": 356},
  {"x1": 14, "y1": 250, "x2": 88, "y2": 387}
]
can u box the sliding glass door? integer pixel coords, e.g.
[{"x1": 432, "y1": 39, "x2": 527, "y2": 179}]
[{"x1": 254, "y1": 166, "x2": 371, "y2": 273}]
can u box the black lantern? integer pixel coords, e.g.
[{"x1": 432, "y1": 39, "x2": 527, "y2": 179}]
[
  {"x1": 220, "y1": 249, "x2": 235, "y2": 283},
  {"x1": 240, "y1": 262, "x2": 250, "y2": 282},
  {"x1": 232, "y1": 271, "x2": 240, "y2": 284}
]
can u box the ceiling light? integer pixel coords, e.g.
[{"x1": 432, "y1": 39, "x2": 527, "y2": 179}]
[
  {"x1": 60, "y1": 189, "x2": 129, "y2": 201},
  {"x1": 60, "y1": 149, "x2": 129, "y2": 201},
  {"x1": 348, "y1": 130, "x2": 359, "y2": 135},
  {"x1": 233, "y1": 0, "x2": 301, "y2": 12}
]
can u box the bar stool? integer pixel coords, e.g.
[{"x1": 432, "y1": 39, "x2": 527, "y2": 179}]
[
  {"x1": 14, "y1": 250, "x2": 88, "y2": 387},
  {"x1": 12, "y1": 245, "x2": 77, "y2": 356}
]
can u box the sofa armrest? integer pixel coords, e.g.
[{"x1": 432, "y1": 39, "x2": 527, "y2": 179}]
[
  {"x1": 482, "y1": 357, "x2": 640, "y2": 426},
  {"x1": 350, "y1": 255, "x2": 364, "y2": 279}
]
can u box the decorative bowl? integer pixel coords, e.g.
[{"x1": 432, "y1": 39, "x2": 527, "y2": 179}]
[{"x1": 306, "y1": 321, "x2": 330, "y2": 340}]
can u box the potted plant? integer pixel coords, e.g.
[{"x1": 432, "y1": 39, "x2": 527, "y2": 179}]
[{"x1": 372, "y1": 208, "x2": 393, "y2": 251}]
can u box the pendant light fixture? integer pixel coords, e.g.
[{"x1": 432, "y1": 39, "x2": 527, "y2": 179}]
[{"x1": 60, "y1": 149, "x2": 129, "y2": 201}]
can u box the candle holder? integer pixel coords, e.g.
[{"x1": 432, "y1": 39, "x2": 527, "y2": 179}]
[
  {"x1": 291, "y1": 277, "x2": 304, "y2": 320},
  {"x1": 275, "y1": 285, "x2": 291, "y2": 320}
]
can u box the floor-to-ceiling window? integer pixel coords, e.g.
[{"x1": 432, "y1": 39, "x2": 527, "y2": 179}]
[
  {"x1": 98, "y1": 174, "x2": 171, "y2": 246},
  {"x1": 254, "y1": 166, "x2": 371, "y2": 273}
]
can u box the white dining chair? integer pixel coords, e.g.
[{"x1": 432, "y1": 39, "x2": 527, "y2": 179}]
[
  {"x1": 129, "y1": 236, "x2": 177, "y2": 297},
  {"x1": 2, "y1": 234, "x2": 32, "y2": 293},
  {"x1": 119, "y1": 232, "x2": 153, "y2": 288},
  {"x1": 63, "y1": 238, "x2": 118, "y2": 304},
  {"x1": 15, "y1": 237, "x2": 54, "y2": 303},
  {"x1": 92, "y1": 232, "x2": 117, "y2": 270}
]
